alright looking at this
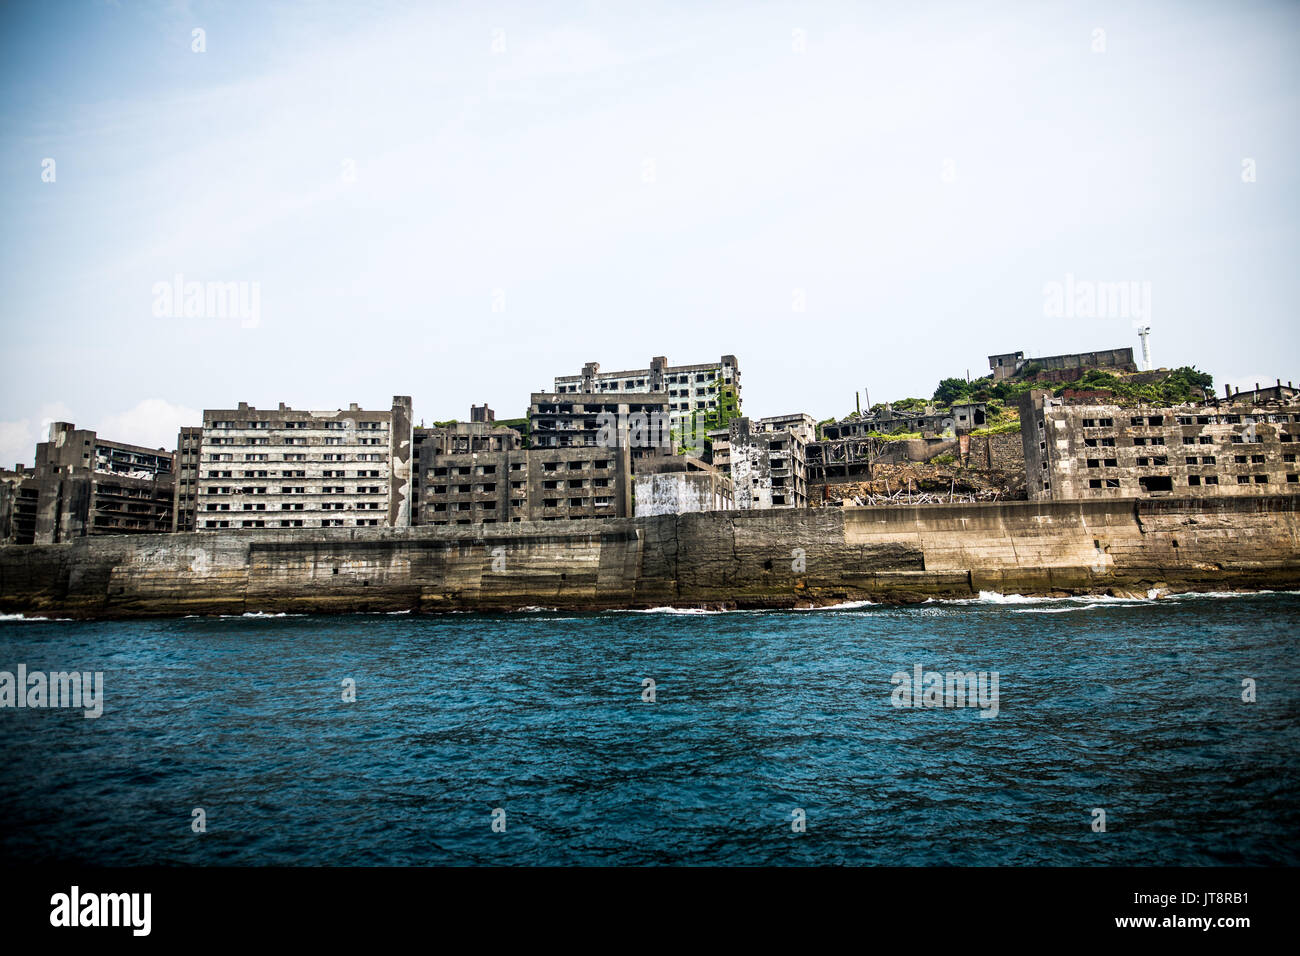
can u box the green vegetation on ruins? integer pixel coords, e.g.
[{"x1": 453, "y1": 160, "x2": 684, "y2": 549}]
[
  {"x1": 674, "y1": 372, "x2": 741, "y2": 455},
  {"x1": 969, "y1": 419, "x2": 1024, "y2": 437},
  {"x1": 933, "y1": 365, "x2": 1214, "y2": 407},
  {"x1": 823, "y1": 365, "x2": 1213, "y2": 443},
  {"x1": 496, "y1": 417, "x2": 531, "y2": 446}
]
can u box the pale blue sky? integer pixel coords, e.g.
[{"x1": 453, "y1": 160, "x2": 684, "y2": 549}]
[{"x1": 2, "y1": 0, "x2": 1297, "y2": 464}]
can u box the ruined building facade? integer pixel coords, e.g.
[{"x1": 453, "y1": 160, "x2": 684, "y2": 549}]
[
  {"x1": 413, "y1": 403, "x2": 637, "y2": 525},
  {"x1": 709, "y1": 415, "x2": 810, "y2": 509},
  {"x1": 552, "y1": 355, "x2": 742, "y2": 445},
  {"x1": 2, "y1": 422, "x2": 174, "y2": 545},
  {"x1": 1020, "y1": 388, "x2": 1300, "y2": 501},
  {"x1": 417, "y1": 445, "x2": 633, "y2": 525},
  {"x1": 193, "y1": 397, "x2": 413, "y2": 530},
  {"x1": 822, "y1": 403, "x2": 987, "y2": 440},
  {"x1": 172, "y1": 426, "x2": 202, "y2": 532},
  {"x1": 529, "y1": 391, "x2": 676, "y2": 458},
  {"x1": 412, "y1": 411, "x2": 523, "y2": 525}
]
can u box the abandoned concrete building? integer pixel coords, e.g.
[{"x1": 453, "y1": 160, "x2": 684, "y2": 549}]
[
  {"x1": 172, "y1": 425, "x2": 202, "y2": 532},
  {"x1": 1020, "y1": 387, "x2": 1300, "y2": 501},
  {"x1": 708, "y1": 416, "x2": 809, "y2": 510},
  {"x1": 529, "y1": 391, "x2": 676, "y2": 459},
  {"x1": 1220, "y1": 380, "x2": 1299, "y2": 404},
  {"x1": 805, "y1": 438, "x2": 874, "y2": 484},
  {"x1": 822, "y1": 403, "x2": 988, "y2": 440},
  {"x1": 192, "y1": 397, "x2": 413, "y2": 530},
  {"x1": 552, "y1": 355, "x2": 742, "y2": 440},
  {"x1": 0, "y1": 466, "x2": 25, "y2": 542},
  {"x1": 415, "y1": 399, "x2": 666, "y2": 525},
  {"x1": 418, "y1": 443, "x2": 633, "y2": 525},
  {"x1": 989, "y1": 347, "x2": 1137, "y2": 382},
  {"x1": 750, "y1": 412, "x2": 818, "y2": 442},
  {"x1": 11, "y1": 343, "x2": 1300, "y2": 545},
  {"x1": 412, "y1": 409, "x2": 524, "y2": 525},
  {"x1": 1, "y1": 422, "x2": 175, "y2": 544}
]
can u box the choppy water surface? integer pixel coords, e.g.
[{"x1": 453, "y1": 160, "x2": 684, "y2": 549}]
[{"x1": 2, "y1": 591, "x2": 1298, "y2": 865}]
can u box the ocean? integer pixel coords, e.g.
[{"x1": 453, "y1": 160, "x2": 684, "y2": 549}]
[{"x1": 2, "y1": 591, "x2": 1298, "y2": 866}]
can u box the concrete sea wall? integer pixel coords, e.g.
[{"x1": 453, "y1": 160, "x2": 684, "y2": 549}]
[{"x1": 1, "y1": 497, "x2": 1298, "y2": 618}]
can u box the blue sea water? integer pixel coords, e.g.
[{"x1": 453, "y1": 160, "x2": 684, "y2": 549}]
[{"x1": 1, "y1": 591, "x2": 1298, "y2": 866}]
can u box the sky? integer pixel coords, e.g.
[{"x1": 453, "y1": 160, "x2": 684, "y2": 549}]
[{"x1": 1, "y1": 0, "x2": 1297, "y2": 465}]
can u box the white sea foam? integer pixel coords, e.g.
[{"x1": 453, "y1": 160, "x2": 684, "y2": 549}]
[
  {"x1": 1166, "y1": 589, "x2": 1299, "y2": 600},
  {"x1": 937, "y1": 591, "x2": 1153, "y2": 607},
  {"x1": 620, "y1": 606, "x2": 728, "y2": 615},
  {"x1": 794, "y1": 600, "x2": 877, "y2": 611},
  {"x1": 222, "y1": 612, "x2": 305, "y2": 618},
  {"x1": 0, "y1": 613, "x2": 74, "y2": 622},
  {"x1": 1013, "y1": 603, "x2": 1110, "y2": 614}
]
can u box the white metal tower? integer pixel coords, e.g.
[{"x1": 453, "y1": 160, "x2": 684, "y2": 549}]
[{"x1": 1137, "y1": 326, "x2": 1152, "y2": 371}]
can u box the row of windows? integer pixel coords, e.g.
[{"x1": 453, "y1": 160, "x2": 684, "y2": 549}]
[
  {"x1": 203, "y1": 518, "x2": 383, "y2": 528},
  {"x1": 426, "y1": 496, "x2": 614, "y2": 512},
  {"x1": 428, "y1": 460, "x2": 612, "y2": 477},
  {"x1": 558, "y1": 371, "x2": 722, "y2": 392},
  {"x1": 1083, "y1": 450, "x2": 1297, "y2": 468},
  {"x1": 1081, "y1": 413, "x2": 1299, "y2": 429},
  {"x1": 203, "y1": 473, "x2": 386, "y2": 489},
  {"x1": 532, "y1": 403, "x2": 670, "y2": 417},
  {"x1": 205, "y1": 455, "x2": 383, "y2": 473},
  {"x1": 202, "y1": 470, "x2": 382, "y2": 479},
  {"x1": 207, "y1": 437, "x2": 385, "y2": 446},
  {"x1": 203, "y1": 486, "x2": 387, "y2": 495},
  {"x1": 1083, "y1": 434, "x2": 1293, "y2": 448},
  {"x1": 208, "y1": 420, "x2": 387, "y2": 430},
  {"x1": 205, "y1": 502, "x2": 386, "y2": 512},
  {"x1": 425, "y1": 476, "x2": 616, "y2": 496},
  {"x1": 1085, "y1": 474, "x2": 1300, "y2": 490}
]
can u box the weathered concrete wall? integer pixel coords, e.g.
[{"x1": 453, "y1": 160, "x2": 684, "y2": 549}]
[
  {"x1": 968, "y1": 432, "x2": 1025, "y2": 471},
  {"x1": 2, "y1": 497, "x2": 1298, "y2": 618},
  {"x1": 388, "y1": 395, "x2": 413, "y2": 528},
  {"x1": 634, "y1": 471, "x2": 731, "y2": 517}
]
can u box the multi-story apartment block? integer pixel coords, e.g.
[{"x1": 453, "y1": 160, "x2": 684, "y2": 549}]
[
  {"x1": 412, "y1": 409, "x2": 523, "y2": 524},
  {"x1": 524, "y1": 446, "x2": 633, "y2": 522},
  {"x1": 529, "y1": 392, "x2": 675, "y2": 460},
  {"x1": 3, "y1": 422, "x2": 175, "y2": 544},
  {"x1": 419, "y1": 445, "x2": 633, "y2": 525},
  {"x1": 552, "y1": 355, "x2": 741, "y2": 445},
  {"x1": 1021, "y1": 387, "x2": 1300, "y2": 501},
  {"x1": 172, "y1": 426, "x2": 202, "y2": 532},
  {"x1": 194, "y1": 397, "x2": 413, "y2": 530},
  {"x1": 708, "y1": 416, "x2": 809, "y2": 509}
]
